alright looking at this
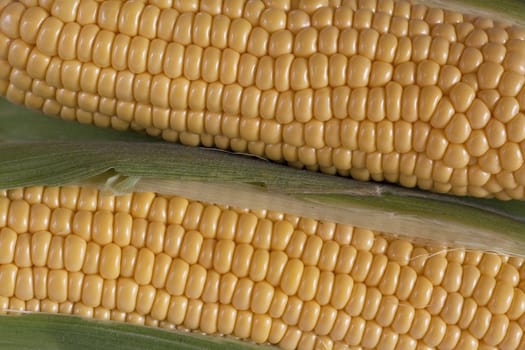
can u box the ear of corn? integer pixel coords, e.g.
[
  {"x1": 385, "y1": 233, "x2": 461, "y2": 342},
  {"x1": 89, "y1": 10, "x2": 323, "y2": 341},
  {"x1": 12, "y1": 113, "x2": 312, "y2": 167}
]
[
  {"x1": 2, "y1": 0, "x2": 525, "y2": 199},
  {"x1": 0, "y1": 184, "x2": 525, "y2": 350}
]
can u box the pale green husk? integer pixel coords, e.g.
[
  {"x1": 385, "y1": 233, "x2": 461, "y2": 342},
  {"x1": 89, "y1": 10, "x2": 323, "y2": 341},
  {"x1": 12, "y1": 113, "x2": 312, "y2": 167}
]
[
  {"x1": 2, "y1": 100, "x2": 525, "y2": 257},
  {"x1": 0, "y1": 314, "x2": 275, "y2": 350}
]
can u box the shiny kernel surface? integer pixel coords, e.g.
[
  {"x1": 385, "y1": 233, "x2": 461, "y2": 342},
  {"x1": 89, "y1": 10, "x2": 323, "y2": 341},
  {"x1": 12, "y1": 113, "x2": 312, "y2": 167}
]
[
  {"x1": 0, "y1": 186, "x2": 524, "y2": 349},
  {"x1": 2, "y1": 1, "x2": 525, "y2": 199}
]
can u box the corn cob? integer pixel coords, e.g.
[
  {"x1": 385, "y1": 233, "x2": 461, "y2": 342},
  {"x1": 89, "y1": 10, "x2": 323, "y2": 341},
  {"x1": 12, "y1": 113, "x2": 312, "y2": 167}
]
[
  {"x1": 0, "y1": 185, "x2": 524, "y2": 350},
  {"x1": 1, "y1": 0, "x2": 525, "y2": 199}
]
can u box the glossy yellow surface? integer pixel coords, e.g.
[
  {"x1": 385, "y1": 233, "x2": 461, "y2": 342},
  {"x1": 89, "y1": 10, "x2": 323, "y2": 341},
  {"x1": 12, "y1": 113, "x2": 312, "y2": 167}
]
[
  {"x1": 0, "y1": 186, "x2": 524, "y2": 349},
  {"x1": 1, "y1": 0, "x2": 525, "y2": 198}
]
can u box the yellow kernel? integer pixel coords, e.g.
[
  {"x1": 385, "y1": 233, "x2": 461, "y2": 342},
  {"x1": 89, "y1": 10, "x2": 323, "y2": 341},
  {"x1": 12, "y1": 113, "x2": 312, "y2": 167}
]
[
  {"x1": 47, "y1": 269, "x2": 67, "y2": 303},
  {"x1": 81, "y1": 275, "x2": 103, "y2": 308},
  {"x1": 116, "y1": 278, "x2": 139, "y2": 313},
  {"x1": 134, "y1": 248, "x2": 155, "y2": 285},
  {"x1": 63, "y1": 235, "x2": 86, "y2": 272},
  {"x1": 151, "y1": 289, "x2": 171, "y2": 321}
]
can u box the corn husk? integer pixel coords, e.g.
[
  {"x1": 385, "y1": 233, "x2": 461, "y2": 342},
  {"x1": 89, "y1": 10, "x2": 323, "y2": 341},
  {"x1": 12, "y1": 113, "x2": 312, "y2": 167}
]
[{"x1": 2, "y1": 99, "x2": 525, "y2": 256}]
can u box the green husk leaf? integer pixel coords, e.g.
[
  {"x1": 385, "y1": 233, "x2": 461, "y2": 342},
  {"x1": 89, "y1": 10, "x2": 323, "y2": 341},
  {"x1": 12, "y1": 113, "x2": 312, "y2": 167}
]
[
  {"x1": 1, "y1": 99, "x2": 525, "y2": 256},
  {"x1": 1, "y1": 137, "x2": 525, "y2": 256},
  {"x1": 0, "y1": 314, "x2": 275, "y2": 350}
]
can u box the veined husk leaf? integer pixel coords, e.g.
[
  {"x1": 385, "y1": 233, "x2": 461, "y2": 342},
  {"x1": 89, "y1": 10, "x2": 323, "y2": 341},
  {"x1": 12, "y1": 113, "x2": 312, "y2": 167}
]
[
  {"x1": 0, "y1": 313, "x2": 275, "y2": 350},
  {"x1": 1, "y1": 99, "x2": 525, "y2": 257}
]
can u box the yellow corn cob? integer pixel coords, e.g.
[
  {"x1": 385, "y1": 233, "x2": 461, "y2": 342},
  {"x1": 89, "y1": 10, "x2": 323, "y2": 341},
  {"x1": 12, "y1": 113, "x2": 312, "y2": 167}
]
[
  {"x1": 1, "y1": 0, "x2": 525, "y2": 200},
  {"x1": 0, "y1": 185, "x2": 524, "y2": 350}
]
